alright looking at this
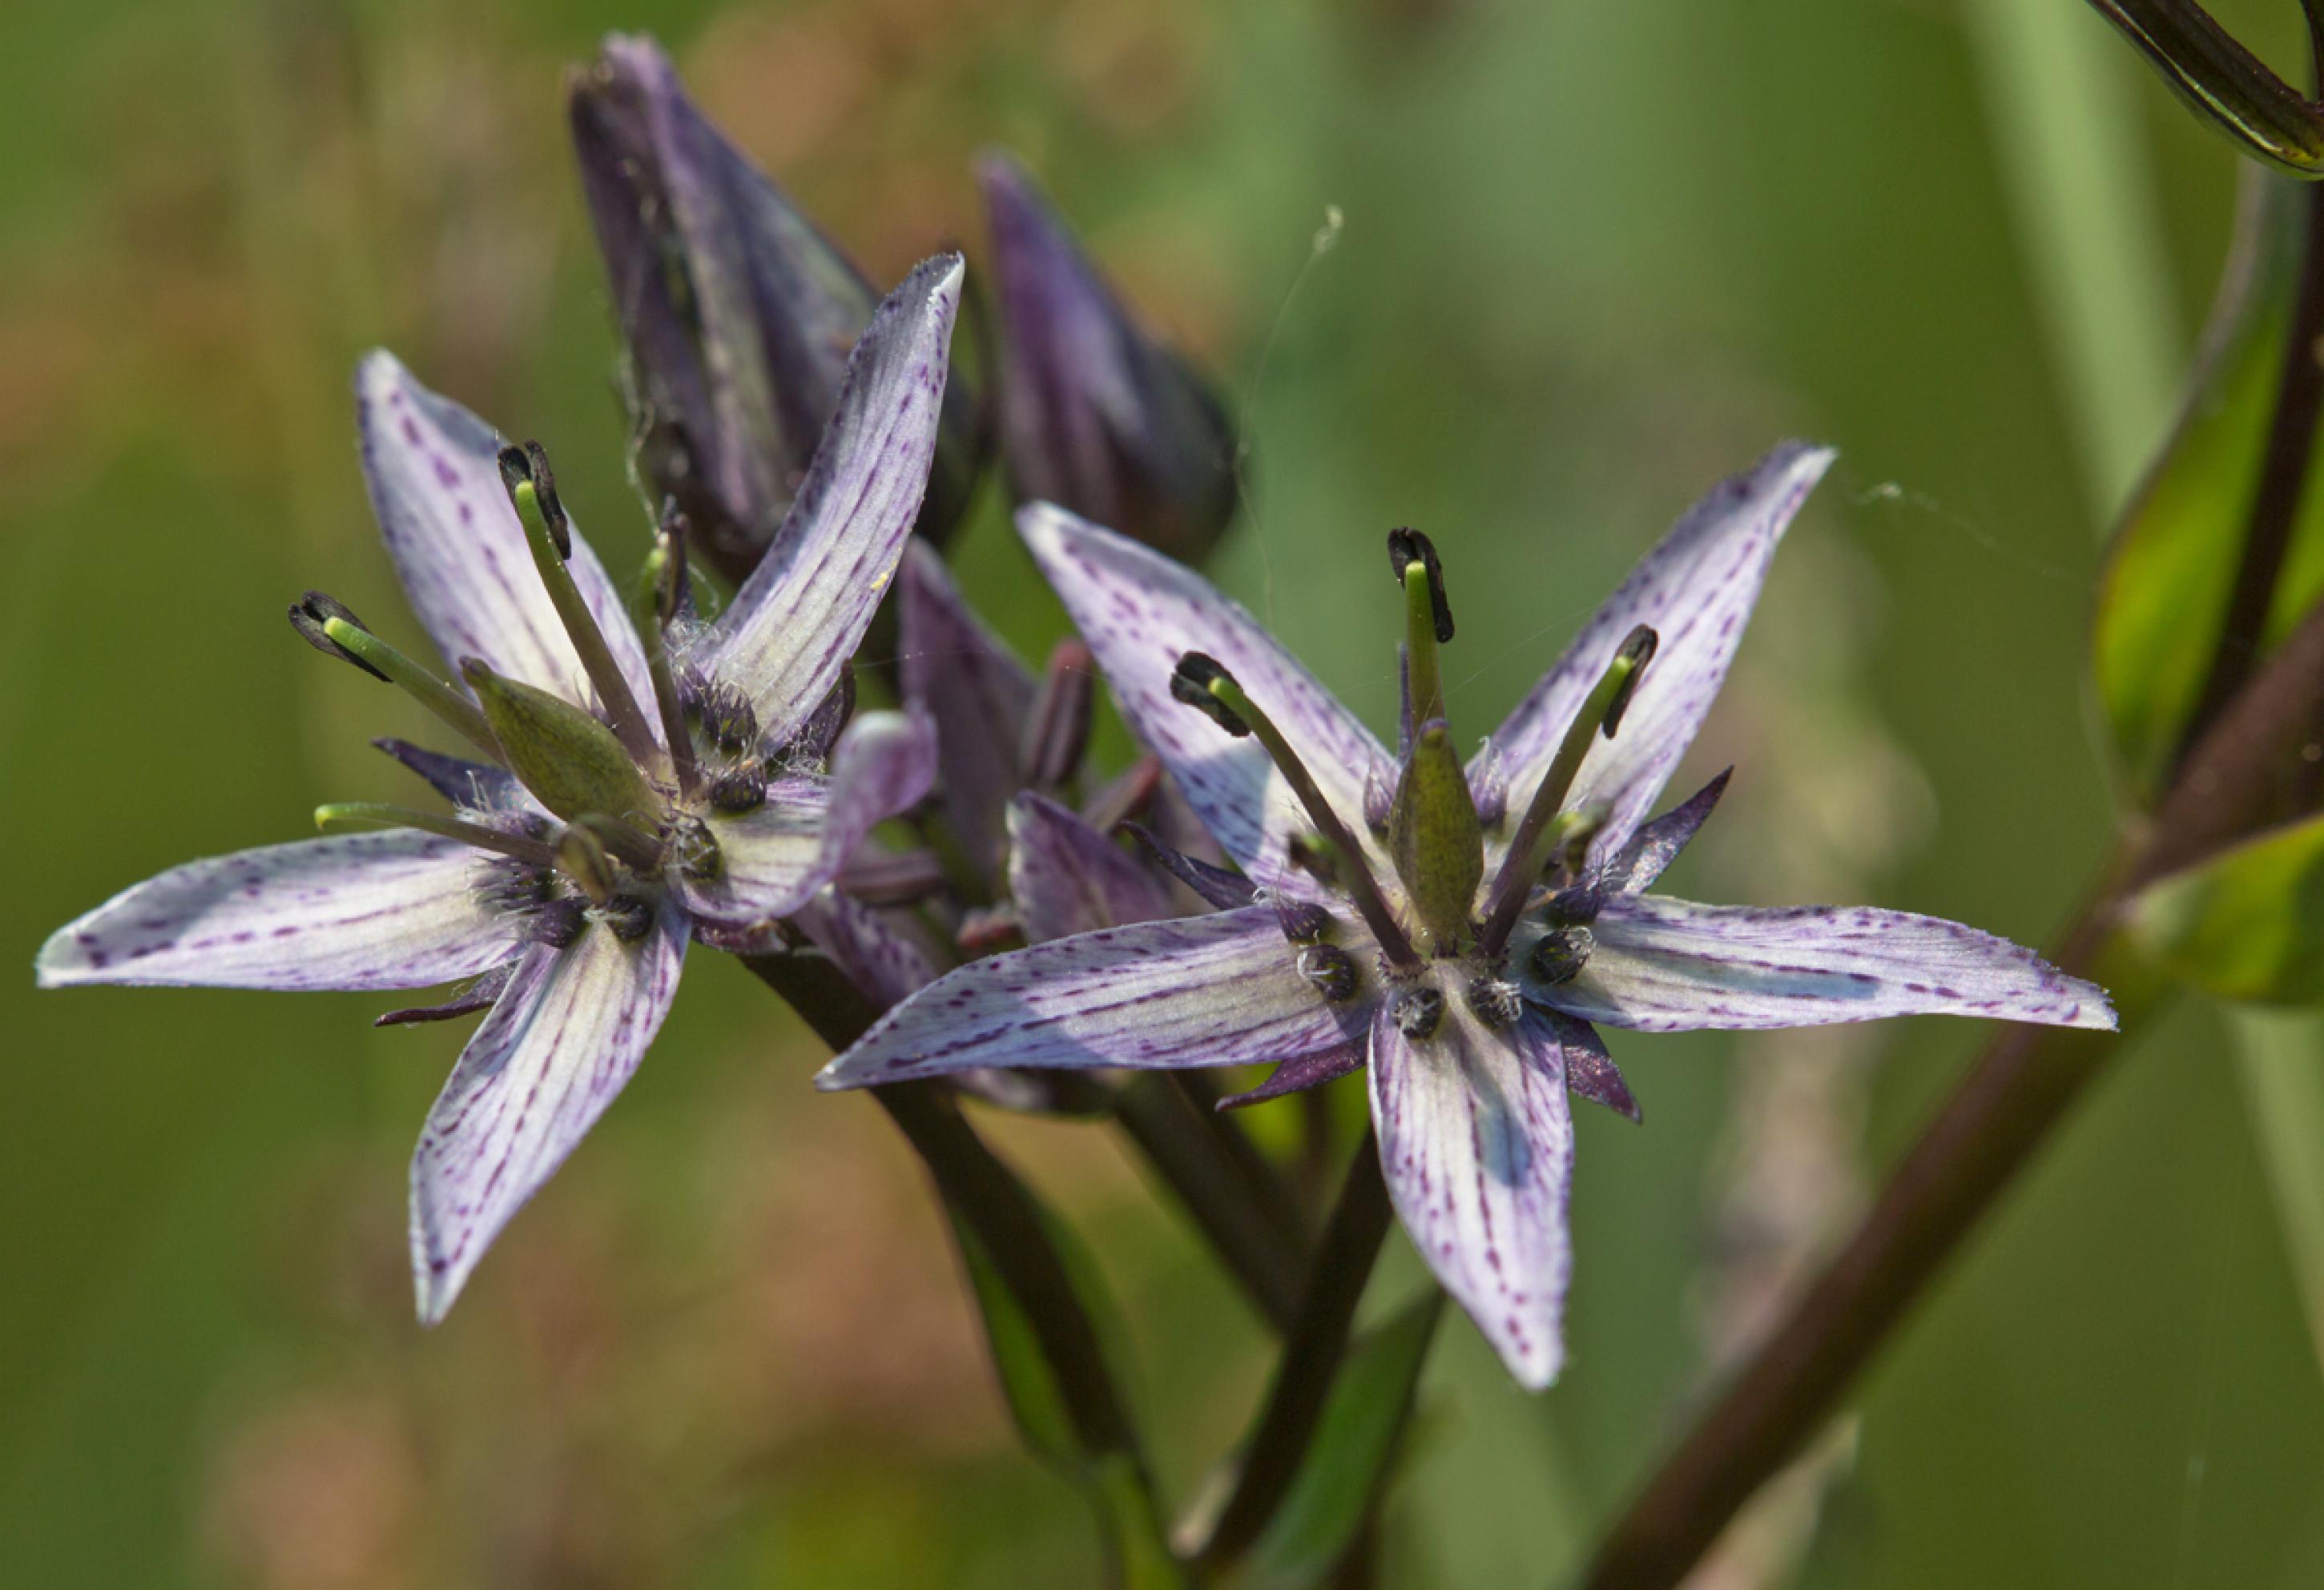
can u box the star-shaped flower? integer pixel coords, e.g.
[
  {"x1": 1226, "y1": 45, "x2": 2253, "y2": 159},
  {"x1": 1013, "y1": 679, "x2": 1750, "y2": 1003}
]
[
  {"x1": 818, "y1": 442, "x2": 2116, "y2": 1386},
  {"x1": 39, "y1": 256, "x2": 966, "y2": 1322}
]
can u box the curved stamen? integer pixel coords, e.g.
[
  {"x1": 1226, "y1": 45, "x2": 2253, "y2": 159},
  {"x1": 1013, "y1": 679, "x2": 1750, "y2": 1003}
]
[
  {"x1": 298, "y1": 603, "x2": 499, "y2": 759},
  {"x1": 1170, "y1": 653, "x2": 1420, "y2": 971},
  {"x1": 313, "y1": 802, "x2": 559, "y2": 869},
  {"x1": 1389, "y1": 528, "x2": 1452, "y2": 729},
  {"x1": 1477, "y1": 623, "x2": 1656, "y2": 956}
]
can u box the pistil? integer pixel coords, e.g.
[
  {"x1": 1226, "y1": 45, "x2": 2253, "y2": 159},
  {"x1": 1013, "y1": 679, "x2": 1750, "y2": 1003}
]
[
  {"x1": 1476, "y1": 623, "x2": 1657, "y2": 955},
  {"x1": 313, "y1": 802, "x2": 560, "y2": 869},
  {"x1": 1170, "y1": 653, "x2": 1420, "y2": 971},
  {"x1": 498, "y1": 443, "x2": 661, "y2": 772},
  {"x1": 291, "y1": 594, "x2": 499, "y2": 759}
]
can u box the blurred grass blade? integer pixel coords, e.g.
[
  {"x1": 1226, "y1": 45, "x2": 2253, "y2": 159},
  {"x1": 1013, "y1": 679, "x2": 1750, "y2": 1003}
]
[
  {"x1": 2234, "y1": 1008, "x2": 2324, "y2": 1367},
  {"x1": 2125, "y1": 808, "x2": 2324, "y2": 1001},
  {"x1": 1234, "y1": 1294, "x2": 1443, "y2": 1590},
  {"x1": 2092, "y1": 171, "x2": 2324, "y2": 801},
  {"x1": 949, "y1": 1206, "x2": 1186, "y2": 1587}
]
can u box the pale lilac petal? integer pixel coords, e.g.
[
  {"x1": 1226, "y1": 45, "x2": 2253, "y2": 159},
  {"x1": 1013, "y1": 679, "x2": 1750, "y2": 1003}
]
[
  {"x1": 355, "y1": 352, "x2": 655, "y2": 714},
  {"x1": 37, "y1": 832, "x2": 515, "y2": 992},
  {"x1": 1593, "y1": 769, "x2": 1730, "y2": 896},
  {"x1": 1369, "y1": 997, "x2": 1573, "y2": 1389},
  {"x1": 1531, "y1": 895, "x2": 2118, "y2": 1033},
  {"x1": 791, "y1": 888, "x2": 940, "y2": 1009},
  {"x1": 900, "y1": 541, "x2": 1034, "y2": 887},
  {"x1": 1008, "y1": 791, "x2": 1174, "y2": 944},
  {"x1": 816, "y1": 907, "x2": 1355, "y2": 1089},
  {"x1": 675, "y1": 707, "x2": 936, "y2": 928},
  {"x1": 1018, "y1": 505, "x2": 1392, "y2": 887},
  {"x1": 409, "y1": 900, "x2": 687, "y2": 1322},
  {"x1": 1480, "y1": 445, "x2": 1831, "y2": 865},
  {"x1": 691, "y1": 256, "x2": 965, "y2": 742}
]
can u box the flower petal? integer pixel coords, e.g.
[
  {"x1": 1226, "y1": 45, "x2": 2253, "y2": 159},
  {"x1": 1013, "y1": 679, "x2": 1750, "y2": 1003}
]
[
  {"x1": 1008, "y1": 791, "x2": 1175, "y2": 944},
  {"x1": 1593, "y1": 769, "x2": 1730, "y2": 896},
  {"x1": 409, "y1": 900, "x2": 687, "y2": 1323},
  {"x1": 1479, "y1": 445, "x2": 1831, "y2": 864},
  {"x1": 1369, "y1": 997, "x2": 1574, "y2": 1389},
  {"x1": 355, "y1": 352, "x2": 655, "y2": 713},
  {"x1": 1533, "y1": 894, "x2": 2118, "y2": 1032},
  {"x1": 689, "y1": 256, "x2": 965, "y2": 742},
  {"x1": 1018, "y1": 505, "x2": 1392, "y2": 887},
  {"x1": 38, "y1": 832, "x2": 514, "y2": 992},
  {"x1": 1217, "y1": 1045, "x2": 1365, "y2": 1109},
  {"x1": 790, "y1": 888, "x2": 940, "y2": 1008},
  {"x1": 816, "y1": 906, "x2": 1355, "y2": 1089},
  {"x1": 1540, "y1": 1009, "x2": 1640, "y2": 1121},
  {"x1": 900, "y1": 541, "x2": 1034, "y2": 888},
  {"x1": 676, "y1": 706, "x2": 936, "y2": 928}
]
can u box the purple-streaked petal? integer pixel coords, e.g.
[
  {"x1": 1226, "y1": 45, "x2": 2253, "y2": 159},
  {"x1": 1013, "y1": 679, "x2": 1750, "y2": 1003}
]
[
  {"x1": 376, "y1": 964, "x2": 518, "y2": 1028},
  {"x1": 409, "y1": 900, "x2": 687, "y2": 1322},
  {"x1": 1008, "y1": 791, "x2": 1175, "y2": 944},
  {"x1": 1541, "y1": 1009, "x2": 1639, "y2": 1121},
  {"x1": 1479, "y1": 445, "x2": 1831, "y2": 866},
  {"x1": 816, "y1": 906, "x2": 1355, "y2": 1089},
  {"x1": 1018, "y1": 505, "x2": 1392, "y2": 887},
  {"x1": 373, "y1": 737, "x2": 524, "y2": 811},
  {"x1": 689, "y1": 256, "x2": 965, "y2": 743},
  {"x1": 1369, "y1": 997, "x2": 1574, "y2": 1389},
  {"x1": 790, "y1": 888, "x2": 940, "y2": 1010},
  {"x1": 355, "y1": 352, "x2": 655, "y2": 716},
  {"x1": 37, "y1": 832, "x2": 515, "y2": 992},
  {"x1": 1532, "y1": 895, "x2": 2119, "y2": 1033},
  {"x1": 1593, "y1": 770, "x2": 1730, "y2": 896},
  {"x1": 899, "y1": 541, "x2": 1033, "y2": 888},
  {"x1": 1218, "y1": 1045, "x2": 1365, "y2": 1109},
  {"x1": 676, "y1": 707, "x2": 937, "y2": 928}
]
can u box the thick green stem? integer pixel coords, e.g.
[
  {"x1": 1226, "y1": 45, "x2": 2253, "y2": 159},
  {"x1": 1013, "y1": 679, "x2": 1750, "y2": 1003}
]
[{"x1": 1197, "y1": 1129, "x2": 1395, "y2": 1569}]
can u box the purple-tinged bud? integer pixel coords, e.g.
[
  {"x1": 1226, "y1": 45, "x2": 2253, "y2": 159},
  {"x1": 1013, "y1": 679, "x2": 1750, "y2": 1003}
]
[
  {"x1": 979, "y1": 151, "x2": 1239, "y2": 563},
  {"x1": 1019, "y1": 640, "x2": 1096, "y2": 788},
  {"x1": 289, "y1": 592, "x2": 389, "y2": 680},
  {"x1": 567, "y1": 34, "x2": 986, "y2": 579}
]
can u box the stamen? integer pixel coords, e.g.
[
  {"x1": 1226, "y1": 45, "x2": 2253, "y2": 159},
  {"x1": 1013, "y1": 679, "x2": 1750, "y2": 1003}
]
[
  {"x1": 296, "y1": 599, "x2": 499, "y2": 759},
  {"x1": 1529, "y1": 924, "x2": 1593, "y2": 984},
  {"x1": 1170, "y1": 653, "x2": 1420, "y2": 970},
  {"x1": 1298, "y1": 943, "x2": 1360, "y2": 1002},
  {"x1": 1019, "y1": 639, "x2": 1096, "y2": 788},
  {"x1": 1391, "y1": 984, "x2": 1445, "y2": 1041},
  {"x1": 1477, "y1": 624, "x2": 1657, "y2": 955},
  {"x1": 497, "y1": 441, "x2": 660, "y2": 771},
  {"x1": 528, "y1": 897, "x2": 590, "y2": 948},
  {"x1": 708, "y1": 764, "x2": 767, "y2": 813},
  {"x1": 1465, "y1": 975, "x2": 1524, "y2": 1028},
  {"x1": 638, "y1": 509, "x2": 702, "y2": 802},
  {"x1": 313, "y1": 802, "x2": 559, "y2": 869},
  {"x1": 600, "y1": 895, "x2": 656, "y2": 942},
  {"x1": 557, "y1": 822, "x2": 618, "y2": 904},
  {"x1": 1388, "y1": 528, "x2": 1452, "y2": 727}
]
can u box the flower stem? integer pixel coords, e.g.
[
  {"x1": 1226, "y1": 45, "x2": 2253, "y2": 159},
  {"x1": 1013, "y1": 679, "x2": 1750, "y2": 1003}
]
[
  {"x1": 1114, "y1": 1073, "x2": 1305, "y2": 1330},
  {"x1": 1195, "y1": 1128, "x2": 1394, "y2": 1569}
]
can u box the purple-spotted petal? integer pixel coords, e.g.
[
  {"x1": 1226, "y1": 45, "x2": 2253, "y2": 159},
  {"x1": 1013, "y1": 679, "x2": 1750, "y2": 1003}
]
[
  {"x1": 356, "y1": 352, "x2": 655, "y2": 714},
  {"x1": 1018, "y1": 505, "x2": 1391, "y2": 887},
  {"x1": 37, "y1": 832, "x2": 515, "y2": 992},
  {"x1": 1369, "y1": 997, "x2": 1574, "y2": 1389},
  {"x1": 1480, "y1": 445, "x2": 1831, "y2": 865},
  {"x1": 677, "y1": 707, "x2": 936, "y2": 928},
  {"x1": 816, "y1": 906, "x2": 1355, "y2": 1089},
  {"x1": 1593, "y1": 769, "x2": 1730, "y2": 896},
  {"x1": 409, "y1": 900, "x2": 686, "y2": 1322},
  {"x1": 690, "y1": 256, "x2": 965, "y2": 742},
  {"x1": 900, "y1": 541, "x2": 1034, "y2": 888},
  {"x1": 1533, "y1": 894, "x2": 2118, "y2": 1033},
  {"x1": 1008, "y1": 791, "x2": 1175, "y2": 944}
]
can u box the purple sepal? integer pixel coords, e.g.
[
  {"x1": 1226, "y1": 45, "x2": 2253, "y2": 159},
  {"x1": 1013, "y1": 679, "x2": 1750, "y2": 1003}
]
[
  {"x1": 1216, "y1": 1045, "x2": 1363, "y2": 1109},
  {"x1": 1542, "y1": 1010, "x2": 1639, "y2": 1121},
  {"x1": 1595, "y1": 769, "x2": 1730, "y2": 896},
  {"x1": 1008, "y1": 791, "x2": 1175, "y2": 944},
  {"x1": 898, "y1": 541, "x2": 1033, "y2": 888},
  {"x1": 373, "y1": 737, "x2": 522, "y2": 811},
  {"x1": 375, "y1": 964, "x2": 517, "y2": 1028},
  {"x1": 1126, "y1": 822, "x2": 1257, "y2": 909}
]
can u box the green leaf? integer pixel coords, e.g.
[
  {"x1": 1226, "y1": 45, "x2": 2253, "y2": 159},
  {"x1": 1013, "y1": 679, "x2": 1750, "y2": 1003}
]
[
  {"x1": 2092, "y1": 170, "x2": 2324, "y2": 804},
  {"x1": 948, "y1": 1205, "x2": 1187, "y2": 1588},
  {"x1": 2125, "y1": 810, "x2": 2324, "y2": 1003},
  {"x1": 1234, "y1": 1294, "x2": 1444, "y2": 1590}
]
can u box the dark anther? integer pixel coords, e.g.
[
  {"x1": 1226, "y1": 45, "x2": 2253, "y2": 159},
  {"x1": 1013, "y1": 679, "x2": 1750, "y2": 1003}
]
[
  {"x1": 1169, "y1": 652, "x2": 1251, "y2": 737},
  {"x1": 479, "y1": 858, "x2": 554, "y2": 915},
  {"x1": 288, "y1": 592, "x2": 389, "y2": 680},
  {"x1": 1274, "y1": 896, "x2": 1335, "y2": 944},
  {"x1": 1601, "y1": 625, "x2": 1659, "y2": 738},
  {"x1": 603, "y1": 895, "x2": 655, "y2": 942},
  {"x1": 1298, "y1": 943, "x2": 1360, "y2": 1003},
  {"x1": 527, "y1": 896, "x2": 590, "y2": 948},
  {"x1": 526, "y1": 441, "x2": 571, "y2": 557},
  {"x1": 1529, "y1": 924, "x2": 1594, "y2": 984},
  {"x1": 699, "y1": 681, "x2": 759, "y2": 757},
  {"x1": 1541, "y1": 885, "x2": 1602, "y2": 928},
  {"x1": 1466, "y1": 976, "x2": 1524, "y2": 1028},
  {"x1": 1387, "y1": 527, "x2": 1454, "y2": 642},
  {"x1": 709, "y1": 763, "x2": 767, "y2": 813},
  {"x1": 1392, "y1": 984, "x2": 1446, "y2": 1041}
]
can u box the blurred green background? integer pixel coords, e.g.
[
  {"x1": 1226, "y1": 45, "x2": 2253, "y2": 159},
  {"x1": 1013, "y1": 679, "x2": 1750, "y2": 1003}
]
[{"x1": 8, "y1": 0, "x2": 2324, "y2": 1584}]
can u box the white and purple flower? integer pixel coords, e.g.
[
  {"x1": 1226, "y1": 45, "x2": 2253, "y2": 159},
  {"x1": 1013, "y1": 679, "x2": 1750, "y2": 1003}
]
[
  {"x1": 38, "y1": 256, "x2": 967, "y2": 1323},
  {"x1": 817, "y1": 441, "x2": 2116, "y2": 1387}
]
